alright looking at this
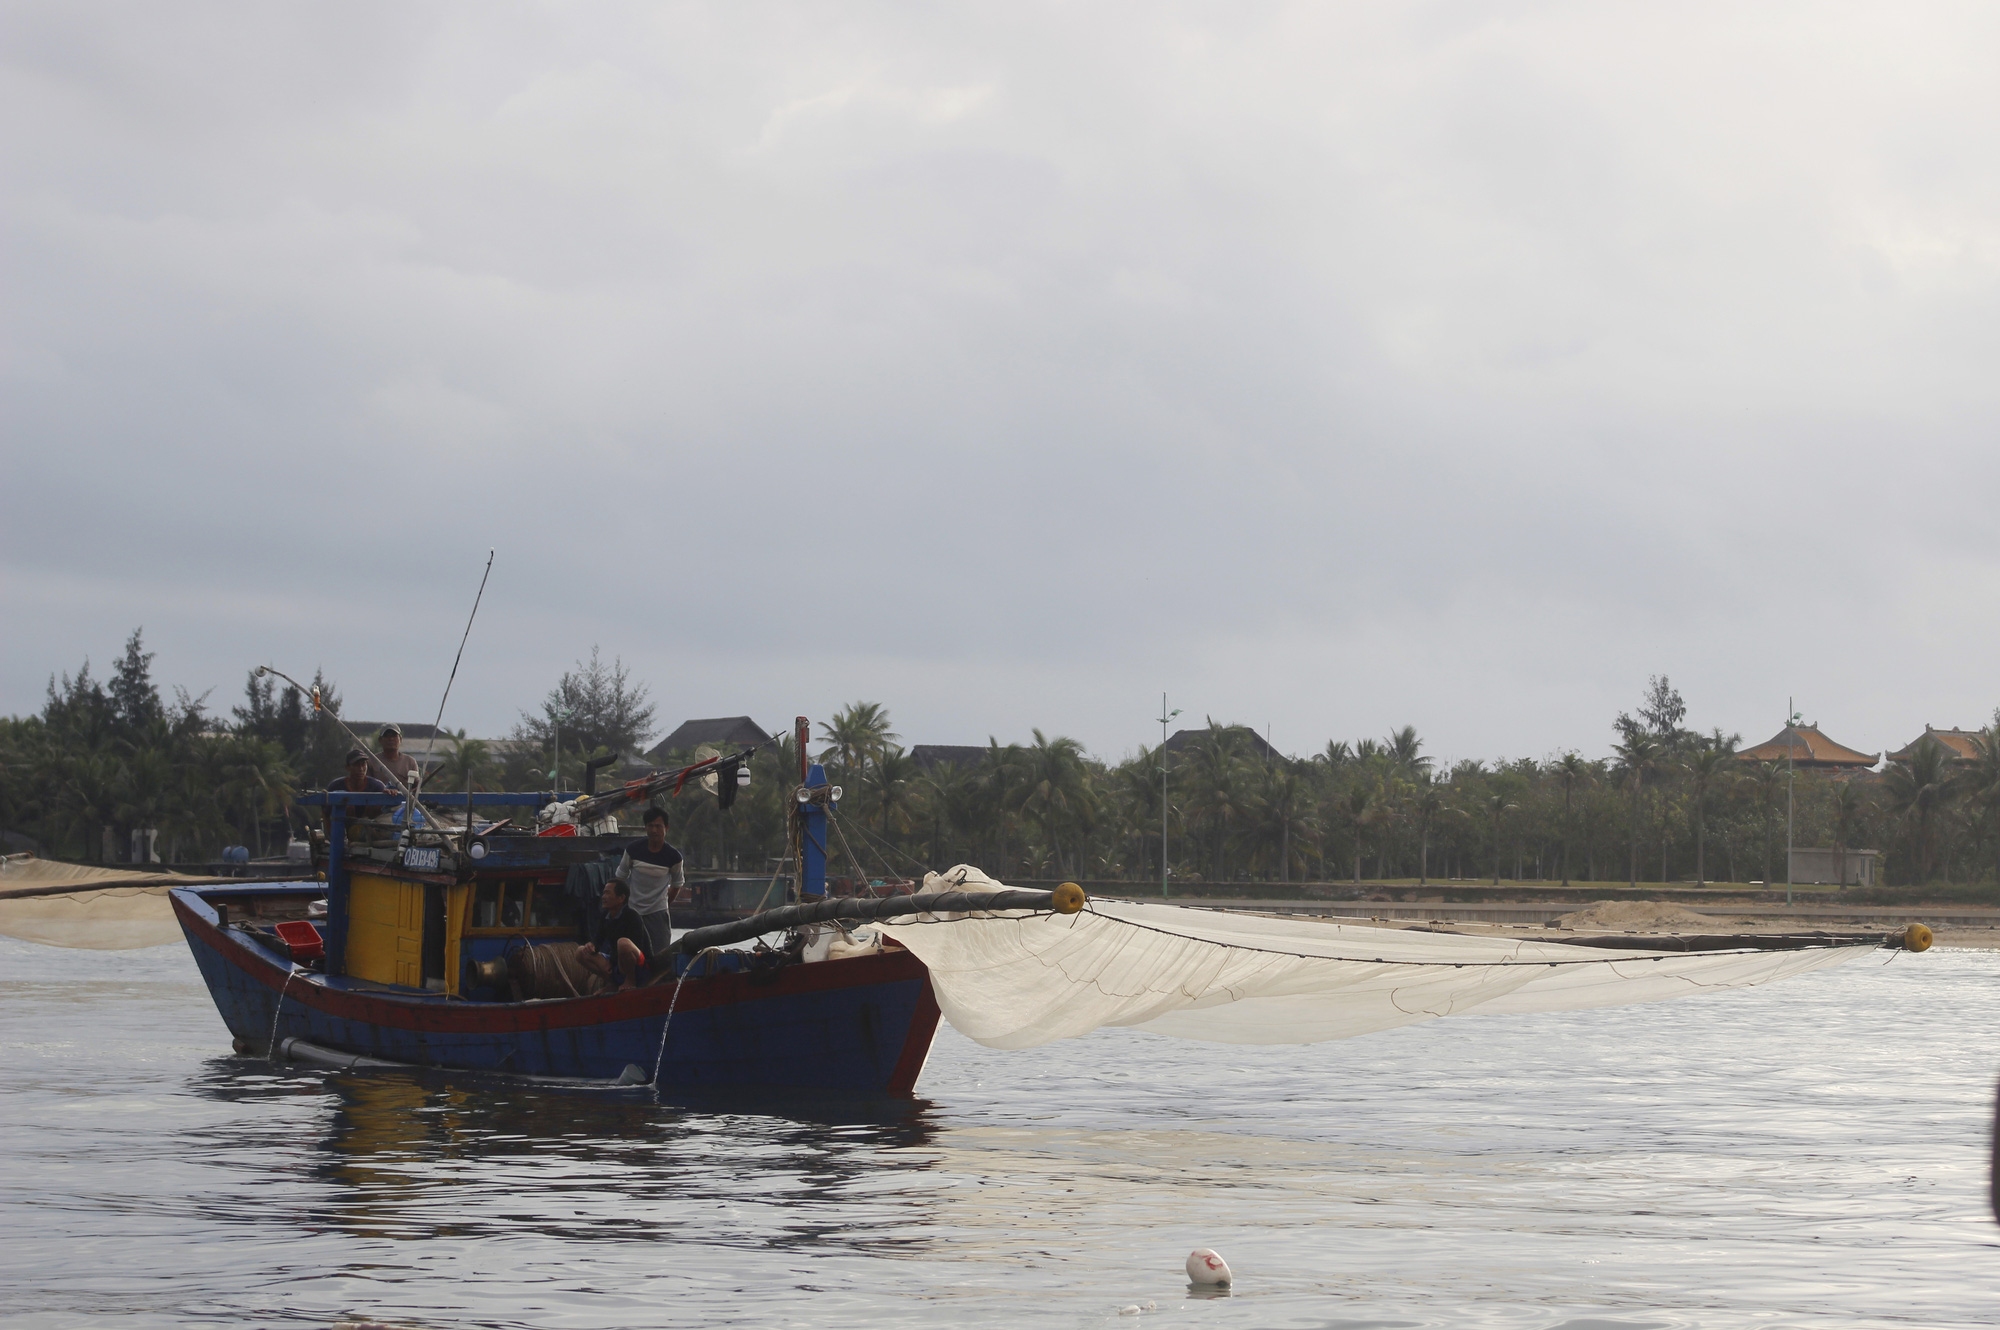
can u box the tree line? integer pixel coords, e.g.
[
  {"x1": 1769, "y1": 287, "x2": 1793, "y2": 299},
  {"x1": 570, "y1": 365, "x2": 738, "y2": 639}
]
[{"x1": 5, "y1": 640, "x2": 1998, "y2": 891}]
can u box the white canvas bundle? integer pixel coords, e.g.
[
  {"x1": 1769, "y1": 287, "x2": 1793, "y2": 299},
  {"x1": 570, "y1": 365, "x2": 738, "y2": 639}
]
[{"x1": 877, "y1": 890, "x2": 1864, "y2": 1050}]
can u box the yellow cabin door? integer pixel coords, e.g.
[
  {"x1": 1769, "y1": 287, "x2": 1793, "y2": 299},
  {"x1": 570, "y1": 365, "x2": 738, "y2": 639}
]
[{"x1": 346, "y1": 872, "x2": 426, "y2": 988}]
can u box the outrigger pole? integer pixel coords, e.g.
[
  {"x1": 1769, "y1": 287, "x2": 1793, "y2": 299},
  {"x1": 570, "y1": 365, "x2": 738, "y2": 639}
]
[
  {"x1": 550, "y1": 737, "x2": 777, "y2": 831},
  {"x1": 671, "y1": 883, "x2": 1089, "y2": 955}
]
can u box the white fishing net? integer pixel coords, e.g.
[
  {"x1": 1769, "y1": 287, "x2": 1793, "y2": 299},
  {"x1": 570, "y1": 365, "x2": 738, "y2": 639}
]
[{"x1": 877, "y1": 883, "x2": 1867, "y2": 1050}]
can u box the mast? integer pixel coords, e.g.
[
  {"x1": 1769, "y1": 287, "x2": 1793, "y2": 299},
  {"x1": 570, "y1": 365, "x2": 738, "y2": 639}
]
[
  {"x1": 793, "y1": 717, "x2": 829, "y2": 901},
  {"x1": 1786, "y1": 699, "x2": 1796, "y2": 909},
  {"x1": 1158, "y1": 693, "x2": 1180, "y2": 899}
]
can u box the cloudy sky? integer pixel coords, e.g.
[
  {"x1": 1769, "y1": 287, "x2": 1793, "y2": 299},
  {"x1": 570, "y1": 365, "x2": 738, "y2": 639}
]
[{"x1": 5, "y1": 2, "x2": 1997, "y2": 766}]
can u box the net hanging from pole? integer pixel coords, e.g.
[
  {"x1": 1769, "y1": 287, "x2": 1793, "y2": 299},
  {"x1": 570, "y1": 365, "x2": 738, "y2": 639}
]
[{"x1": 876, "y1": 868, "x2": 1869, "y2": 1051}]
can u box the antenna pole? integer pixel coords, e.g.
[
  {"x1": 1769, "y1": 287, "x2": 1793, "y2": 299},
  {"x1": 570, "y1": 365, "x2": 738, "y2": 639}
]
[
  {"x1": 1163, "y1": 695, "x2": 1169, "y2": 898},
  {"x1": 1786, "y1": 697, "x2": 1796, "y2": 908},
  {"x1": 425, "y1": 549, "x2": 495, "y2": 778}
]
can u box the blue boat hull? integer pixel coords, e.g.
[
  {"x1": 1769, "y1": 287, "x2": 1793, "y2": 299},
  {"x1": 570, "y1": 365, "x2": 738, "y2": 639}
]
[{"x1": 172, "y1": 888, "x2": 941, "y2": 1094}]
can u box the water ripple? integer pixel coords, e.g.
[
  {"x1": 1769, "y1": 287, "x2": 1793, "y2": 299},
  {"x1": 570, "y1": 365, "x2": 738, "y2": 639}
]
[{"x1": 1, "y1": 938, "x2": 1995, "y2": 1328}]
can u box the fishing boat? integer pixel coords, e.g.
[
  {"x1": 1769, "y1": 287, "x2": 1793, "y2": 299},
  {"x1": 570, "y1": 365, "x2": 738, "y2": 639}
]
[
  {"x1": 175, "y1": 711, "x2": 1935, "y2": 1097},
  {"x1": 172, "y1": 716, "x2": 1045, "y2": 1094}
]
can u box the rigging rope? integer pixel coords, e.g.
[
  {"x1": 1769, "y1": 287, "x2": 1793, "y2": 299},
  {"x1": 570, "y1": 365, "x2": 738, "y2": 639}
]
[{"x1": 885, "y1": 902, "x2": 1881, "y2": 968}]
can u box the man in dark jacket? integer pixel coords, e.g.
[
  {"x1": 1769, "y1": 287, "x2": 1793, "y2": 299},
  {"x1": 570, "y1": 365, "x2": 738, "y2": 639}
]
[
  {"x1": 577, "y1": 878, "x2": 651, "y2": 991},
  {"x1": 323, "y1": 747, "x2": 387, "y2": 831}
]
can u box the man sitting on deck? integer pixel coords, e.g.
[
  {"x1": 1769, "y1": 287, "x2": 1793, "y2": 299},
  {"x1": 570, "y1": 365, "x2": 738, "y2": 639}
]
[
  {"x1": 323, "y1": 748, "x2": 388, "y2": 831},
  {"x1": 614, "y1": 806, "x2": 685, "y2": 954},
  {"x1": 577, "y1": 878, "x2": 652, "y2": 992}
]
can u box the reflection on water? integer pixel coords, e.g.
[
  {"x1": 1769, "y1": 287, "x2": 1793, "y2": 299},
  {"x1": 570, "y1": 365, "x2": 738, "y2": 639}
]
[
  {"x1": 1, "y1": 937, "x2": 1996, "y2": 1328},
  {"x1": 311, "y1": 1072, "x2": 941, "y2": 1247}
]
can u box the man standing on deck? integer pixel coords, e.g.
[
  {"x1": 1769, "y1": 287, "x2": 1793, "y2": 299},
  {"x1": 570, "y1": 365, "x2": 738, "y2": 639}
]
[
  {"x1": 616, "y1": 806, "x2": 685, "y2": 953},
  {"x1": 367, "y1": 724, "x2": 421, "y2": 791},
  {"x1": 577, "y1": 878, "x2": 651, "y2": 992}
]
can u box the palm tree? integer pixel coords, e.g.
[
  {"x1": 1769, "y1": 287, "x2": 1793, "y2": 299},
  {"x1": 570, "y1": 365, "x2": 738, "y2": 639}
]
[
  {"x1": 1553, "y1": 752, "x2": 1588, "y2": 886},
  {"x1": 433, "y1": 729, "x2": 498, "y2": 794},
  {"x1": 867, "y1": 744, "x2": 918, "y2": 846},
  {"x1": 1963, "y1": 716, "x2": 2000, "y2": 886},
  {"x1": 1112, "y1": 746, "x2": 1165, "y2": 882},
  {"x1": 1336, "y1": 782, "x2": 1378, "y2": 884},
  {"x1": 818, "y1": 702, "x2": 897, "y2": 785},
  {"x1": 1881, "y1": 736, "x2": 1959, "y2": 884},
  {"x1": 1745, "y1": 759, "x2": 1785, "y2": 884},
  {"x1": 1013, "y1": 730, "x2": 1094, "y2": 878},
  {"x1": 1483, "y1": 792, "x2": 1519, "y2": 885},
  {"x1": 209, "y1": 733, "x2": 296, "y2": 855},
  {"x1": 1613, "y1": 727, "x2": 1663, "y2": 888},
  {"x1": 1410, "y1": 777, "x2": 1456, "y2": 886},
  {"x1": 1683, "y1": 742, "x2": 1735, "y2": 887},
  {"x1": 1260, "y1": 757, "x2": 1313, "y2": 883},
  {"x1": 1828, "y1": 778, "x2": 1873, "y2": 889},
  {"x1": 1181, "y1": 723, "x2": 1253, "y2": 881},
  {"x1": 1384, "y1": 726, "x2": 1430, "y2": 775}
]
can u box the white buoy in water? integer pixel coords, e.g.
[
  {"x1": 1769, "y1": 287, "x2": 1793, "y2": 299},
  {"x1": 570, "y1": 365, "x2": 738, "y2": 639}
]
[{"x1": 1186, "y1": 1249, "x2": 1231, "y2": 1286}]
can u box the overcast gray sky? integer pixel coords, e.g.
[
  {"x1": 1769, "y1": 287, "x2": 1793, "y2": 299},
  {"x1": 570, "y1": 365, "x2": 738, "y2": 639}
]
[{"x1": 5, "y1": 2, "x2": 1997, "y2": 766}]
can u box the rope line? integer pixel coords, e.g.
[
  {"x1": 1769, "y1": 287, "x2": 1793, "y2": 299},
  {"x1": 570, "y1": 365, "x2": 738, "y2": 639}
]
[
  {"x1": 266, "y1": 966, "x2": 298, "y2": 1065},
  {"x1": 650, "y1": 948, "x2": 723, "y2": 1087},
  {"x1": 886, "y1": 903, "x2": 1878, "y2": 968}
]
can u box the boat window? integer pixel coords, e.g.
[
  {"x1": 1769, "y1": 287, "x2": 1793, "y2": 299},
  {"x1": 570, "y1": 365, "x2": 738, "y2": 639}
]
[
  {"x1": 527, "y1": 885, "x2": 574, "y2": 928},
  {"x1": 472, "y1": 881, "x2": 501, "y2": 928},
  {"x1": 500, "y1": 883, "x2": 525, "y2": 928}
]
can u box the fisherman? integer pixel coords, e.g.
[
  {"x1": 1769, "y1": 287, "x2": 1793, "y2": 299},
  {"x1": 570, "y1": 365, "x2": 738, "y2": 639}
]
[
  {"x1": 368, "y1": 723, "x2": 421, "y2": 791},
  {"x1": 324, "y1": 747, "x2": 388, "y2": 831},
  {"x1": 576, "y1": 878, "x2": 651, "y2": 992},
  {"x1": 615, "y1": 805, "x2": 686, "y2": 953}
]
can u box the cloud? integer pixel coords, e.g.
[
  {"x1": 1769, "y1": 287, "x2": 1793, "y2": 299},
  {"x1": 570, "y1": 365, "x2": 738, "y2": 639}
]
[{"x1": 4, "y1": 1, "x2": 1998, "y2": 762}]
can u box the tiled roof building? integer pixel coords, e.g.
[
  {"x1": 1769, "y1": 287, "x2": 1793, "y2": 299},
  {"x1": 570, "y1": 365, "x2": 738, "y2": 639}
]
[
  {"x1": 1736, "y1": 724, "x2": 1878, "y2": 770},
  {"x1": 910, "y1": 744, "x2": 990, "y2": 772},
  {"x1": 1162, "y1": 725, "x2": 1281, "y2": 762},
  {"x1": 1886, "y1": 726, "x2": 1986, "y2": 765},
  {"x1": 644, "y1": 716, "x2": 772, "y2": 764}
]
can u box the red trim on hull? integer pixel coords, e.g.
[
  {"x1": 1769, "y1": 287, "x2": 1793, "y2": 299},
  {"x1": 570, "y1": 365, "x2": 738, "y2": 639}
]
[
  {"x1": 171, "y1": 889, "x2": 937, "y2": 1037},
  {"x1": 885, "y1": 974, "x2": 942, "y2": 1097}
]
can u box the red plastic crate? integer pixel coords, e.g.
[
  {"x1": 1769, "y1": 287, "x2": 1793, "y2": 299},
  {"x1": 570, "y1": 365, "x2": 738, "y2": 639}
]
[{"x1": 273, "y1": 920, "x2": 324, "y2": 962}]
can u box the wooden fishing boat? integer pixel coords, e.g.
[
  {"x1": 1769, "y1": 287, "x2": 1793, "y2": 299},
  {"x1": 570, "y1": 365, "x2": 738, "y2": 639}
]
[{"x1": 170, "y1": 720, "x2": 1061, "y2": 1095}]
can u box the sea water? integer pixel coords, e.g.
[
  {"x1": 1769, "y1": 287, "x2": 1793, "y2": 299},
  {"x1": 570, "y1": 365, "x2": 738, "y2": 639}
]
[{"x1": 1, "y1": 937, "x2": 1995, "y2": 1328}]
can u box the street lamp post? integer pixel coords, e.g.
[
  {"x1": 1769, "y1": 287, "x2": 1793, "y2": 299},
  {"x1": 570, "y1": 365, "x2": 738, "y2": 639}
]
[
  {"x1": 549, "y1": 703, "x2": 571, "y2": 793},
  {"x1": 1784, "y1": 699, "x2": 1800, "y2": 909},
  {"x1": 1158, "y1": 693, "x2": 1181, "y2": 899}
]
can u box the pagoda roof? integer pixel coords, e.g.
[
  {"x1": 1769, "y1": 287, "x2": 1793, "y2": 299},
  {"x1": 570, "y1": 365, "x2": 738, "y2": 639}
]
[
  {"x1": 1737, "y1": 724, "x2": 1878, "y2": 768},
  {"x1": 1886, "y1": 726, "x2": 1986, "y2": 765}
]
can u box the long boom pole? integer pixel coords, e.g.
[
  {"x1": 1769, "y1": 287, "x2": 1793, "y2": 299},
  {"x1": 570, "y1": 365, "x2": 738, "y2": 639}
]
[{"x1": 672, "y1": 886, "x2": 1076, "y2": 954}]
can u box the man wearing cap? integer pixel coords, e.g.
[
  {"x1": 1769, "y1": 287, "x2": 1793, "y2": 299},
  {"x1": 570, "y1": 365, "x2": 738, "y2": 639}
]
[
  {"x1": 368, "y1": 724, "x2": 422, "y2": 791},
  {"x1": 324, "y1": 747, "x2": 388, "y2": 831}
]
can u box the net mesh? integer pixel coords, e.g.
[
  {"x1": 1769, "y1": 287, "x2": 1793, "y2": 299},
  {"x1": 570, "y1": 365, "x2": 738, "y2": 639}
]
[{"x1": 878, "y1": 874, "x2": 1867, "y2": 1049}]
